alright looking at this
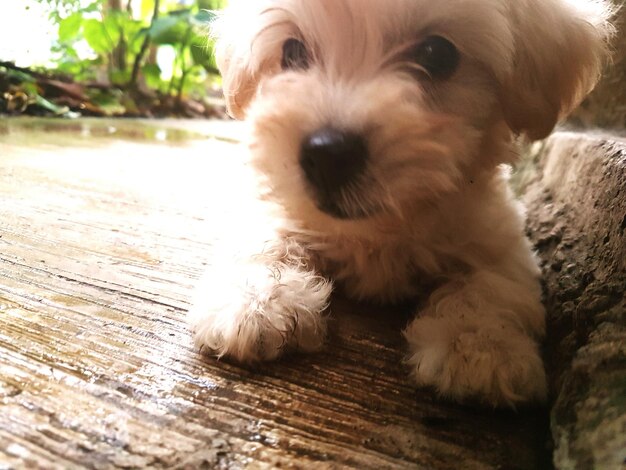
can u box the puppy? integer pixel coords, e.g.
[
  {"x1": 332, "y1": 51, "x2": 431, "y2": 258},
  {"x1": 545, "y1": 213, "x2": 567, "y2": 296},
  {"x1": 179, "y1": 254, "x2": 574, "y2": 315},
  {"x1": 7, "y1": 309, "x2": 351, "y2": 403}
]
[{"x1": 189, "y1": 0, "x2": 613, "y2": 407}]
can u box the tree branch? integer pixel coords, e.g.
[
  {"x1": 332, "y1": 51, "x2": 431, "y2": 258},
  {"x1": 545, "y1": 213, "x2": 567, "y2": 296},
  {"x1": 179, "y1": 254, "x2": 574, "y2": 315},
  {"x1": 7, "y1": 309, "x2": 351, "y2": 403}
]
[{"x1": 129, "y1": 0, "x2": 160, "y2": 89}]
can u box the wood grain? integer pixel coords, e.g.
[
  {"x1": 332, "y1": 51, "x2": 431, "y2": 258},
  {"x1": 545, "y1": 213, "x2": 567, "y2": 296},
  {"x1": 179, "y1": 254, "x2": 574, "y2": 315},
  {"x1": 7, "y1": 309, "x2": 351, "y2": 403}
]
[{"x1": 0, "y1": 118, "x2": 551, "y2": 469}]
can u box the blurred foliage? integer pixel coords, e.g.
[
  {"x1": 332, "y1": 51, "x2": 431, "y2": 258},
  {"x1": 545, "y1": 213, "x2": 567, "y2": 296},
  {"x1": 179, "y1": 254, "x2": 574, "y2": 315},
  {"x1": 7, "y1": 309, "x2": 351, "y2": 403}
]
[{"x1": 1, "y1": 0, "x2": 227, "y2": 118}]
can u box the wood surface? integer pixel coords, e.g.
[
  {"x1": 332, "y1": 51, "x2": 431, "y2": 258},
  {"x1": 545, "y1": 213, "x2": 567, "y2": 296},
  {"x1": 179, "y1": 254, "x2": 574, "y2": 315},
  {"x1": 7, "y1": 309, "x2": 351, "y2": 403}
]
[{"x1": 0, "y1": 118, "x2": 551, "y2": 469}]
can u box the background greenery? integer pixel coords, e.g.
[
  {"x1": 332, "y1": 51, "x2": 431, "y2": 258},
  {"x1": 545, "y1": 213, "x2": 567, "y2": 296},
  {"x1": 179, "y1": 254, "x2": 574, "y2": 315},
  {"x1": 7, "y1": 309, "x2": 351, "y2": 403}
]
[{"x1": 1, "y1": 0, "x2": 227, "y2": 117}]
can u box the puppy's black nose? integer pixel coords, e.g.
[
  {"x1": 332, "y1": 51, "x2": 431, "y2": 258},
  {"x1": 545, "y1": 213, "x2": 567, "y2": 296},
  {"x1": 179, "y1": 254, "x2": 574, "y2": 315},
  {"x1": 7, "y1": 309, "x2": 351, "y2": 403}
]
[{"x1": 300, "y1": 128, "x2": 368, "y2": 193}]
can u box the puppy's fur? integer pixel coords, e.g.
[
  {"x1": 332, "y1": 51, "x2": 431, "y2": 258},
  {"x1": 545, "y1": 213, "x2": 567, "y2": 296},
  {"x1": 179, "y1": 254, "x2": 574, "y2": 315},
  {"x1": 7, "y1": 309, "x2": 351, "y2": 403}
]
[{"x1": 189, "y1": 0, "x2": 614, "y2": 406}]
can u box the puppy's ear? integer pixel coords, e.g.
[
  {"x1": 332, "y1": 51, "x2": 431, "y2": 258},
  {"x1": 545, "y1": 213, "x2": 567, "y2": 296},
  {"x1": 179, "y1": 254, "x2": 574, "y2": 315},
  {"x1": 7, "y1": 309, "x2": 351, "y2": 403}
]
[
  {"x1": 500, "y1": 0, "x2": 614, "y2": 140},
  {"x1": 213, "y1": 7, "x2": 260, "y2": 120}
]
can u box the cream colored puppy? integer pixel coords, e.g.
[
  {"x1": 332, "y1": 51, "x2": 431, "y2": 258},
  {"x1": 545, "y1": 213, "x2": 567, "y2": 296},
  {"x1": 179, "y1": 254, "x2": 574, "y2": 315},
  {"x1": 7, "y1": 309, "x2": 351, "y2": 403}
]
[{"x1": 189, "y1": 0, "x2": 613, "y2": 406}]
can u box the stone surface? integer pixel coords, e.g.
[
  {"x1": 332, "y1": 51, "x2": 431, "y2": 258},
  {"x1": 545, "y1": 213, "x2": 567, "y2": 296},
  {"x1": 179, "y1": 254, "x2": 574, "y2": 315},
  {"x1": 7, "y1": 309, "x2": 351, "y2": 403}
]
[{"x1": 517, "y1": 132, "x2": 626, "y2": 470}]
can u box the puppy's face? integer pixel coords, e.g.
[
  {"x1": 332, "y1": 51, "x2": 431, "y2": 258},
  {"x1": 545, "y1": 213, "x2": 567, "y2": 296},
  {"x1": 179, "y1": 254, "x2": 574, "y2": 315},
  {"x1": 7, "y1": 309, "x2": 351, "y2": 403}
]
[{"x1": 216, "y1": 0, "x2": 612, "y2": 226}]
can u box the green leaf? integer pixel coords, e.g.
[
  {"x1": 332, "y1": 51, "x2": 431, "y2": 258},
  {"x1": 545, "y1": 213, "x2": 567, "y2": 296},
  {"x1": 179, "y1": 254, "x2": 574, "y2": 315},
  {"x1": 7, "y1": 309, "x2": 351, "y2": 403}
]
[
  {"x1": 82, "y1": 1, "x2": 101, "y2": 14},
  {"x1": 106, "y1": 9, "x2": 133, "y2": 34},
  {"x1": 60, "y1": 45, "x2": 80, "y2": 59},
  {"x1": 181, "y1": 66, "x2": 207, "y2": 95},
  {"x1": 124, "y1": 20, "x2": 146, "y2": 54},
  {"x1": 191, "y1": 9, "x2": 216, "y2": 27},
  {"x1": 189, "y1": 35, "x2": 210, "y2": 66},
  {"x1": 102, "y1": 14, "x2": 123, "y2": 44},
  {"x1": 58, "y1": 13, "x2": 83, "y2": 42},
  {"x1": 34, "y1": 95, "x2": 69, "y2": 115},
  {"x1": 83, "y1": 19, "x2": 118, "y2": 54},
  {"x1": 142, "y1": 63, "x2": 162, "y2": 89},
  {"x1": 147, "y1": 11, "x2": 192, "y2": 45},
  {"x1": 89, "y1": 89, "x2": 126, "y2": 116},
  {"x1": 110, "y1": 69, "x2": 131, "y2": 85},
  {"x1": 5, "y1": 68, "x2": 36, "y2": 83},
  {"x1": 22, "y1": 82, "x2": 39, "y2": 96},
  {"x1": 55, "y1": 61, "x2": 82, "y2": 76},
  {"x1": 197, "y1": 0, "x2": 226, "y2": 10},
  {"x1": 189, "y1": 34, "x2": 219, "y2": 74}
]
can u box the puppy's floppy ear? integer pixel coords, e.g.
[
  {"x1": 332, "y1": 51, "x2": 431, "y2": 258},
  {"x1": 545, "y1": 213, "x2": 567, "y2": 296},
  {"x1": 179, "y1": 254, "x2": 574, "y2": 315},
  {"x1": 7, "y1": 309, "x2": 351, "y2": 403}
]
[
  {"x1": 213, "y1": 5, "x2": 260, "y2": 120},
  {"x1": 500, "y1": 0, "x2": 615, "y2": 140}
]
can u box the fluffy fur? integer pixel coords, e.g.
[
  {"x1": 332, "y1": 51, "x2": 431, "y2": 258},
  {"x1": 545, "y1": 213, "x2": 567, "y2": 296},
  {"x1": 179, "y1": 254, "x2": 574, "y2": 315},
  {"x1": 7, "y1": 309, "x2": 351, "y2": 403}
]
[{"x1": 188, "y1": 0, "x2": 614, "y2": 406}]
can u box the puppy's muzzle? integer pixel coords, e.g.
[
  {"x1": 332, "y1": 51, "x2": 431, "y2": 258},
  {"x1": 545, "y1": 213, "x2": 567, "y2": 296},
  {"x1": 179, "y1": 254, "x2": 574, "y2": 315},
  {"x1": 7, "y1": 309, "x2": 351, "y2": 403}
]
[{"x1": 300, "y1": 128, "x2": 368, "y2": 219}]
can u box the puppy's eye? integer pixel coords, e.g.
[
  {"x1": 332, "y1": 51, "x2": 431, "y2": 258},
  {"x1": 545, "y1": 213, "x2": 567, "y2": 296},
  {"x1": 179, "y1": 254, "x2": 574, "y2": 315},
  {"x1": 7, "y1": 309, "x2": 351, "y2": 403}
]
[
  {"x1": 409, "y1": 35, "x2": 459, "y2": 80},
  {"x1": 281, "y1": 38, "x2": 309, "y2": 70}
]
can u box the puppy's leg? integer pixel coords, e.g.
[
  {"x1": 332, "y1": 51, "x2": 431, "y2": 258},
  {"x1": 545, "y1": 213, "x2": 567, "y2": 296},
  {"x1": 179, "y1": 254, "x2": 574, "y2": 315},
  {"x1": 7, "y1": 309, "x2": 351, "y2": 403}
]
[
  {"x1": 404, "y1": 252, "x2": 546, "y2": 407},
  {"x1": 189, "y1": 238, "x2": 332, "y2": 363}
]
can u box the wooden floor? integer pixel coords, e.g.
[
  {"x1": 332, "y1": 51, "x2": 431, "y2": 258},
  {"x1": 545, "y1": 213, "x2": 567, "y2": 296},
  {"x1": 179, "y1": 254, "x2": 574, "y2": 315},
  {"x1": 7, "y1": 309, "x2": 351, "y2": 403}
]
[{"x1": 0, "y1": 118, "x2": 551, "y2": 469}]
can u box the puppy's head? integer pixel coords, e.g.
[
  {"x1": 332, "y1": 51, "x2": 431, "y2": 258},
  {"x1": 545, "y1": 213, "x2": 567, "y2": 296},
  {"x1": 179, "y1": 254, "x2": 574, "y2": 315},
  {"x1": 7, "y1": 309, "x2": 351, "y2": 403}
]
[{"x1": 215, "y1": 0, "x2": 613, "y2": 225}]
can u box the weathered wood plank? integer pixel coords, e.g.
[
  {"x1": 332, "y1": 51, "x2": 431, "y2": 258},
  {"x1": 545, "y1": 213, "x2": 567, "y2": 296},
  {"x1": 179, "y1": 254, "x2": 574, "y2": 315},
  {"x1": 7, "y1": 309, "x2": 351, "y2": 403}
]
[{"x1": 0, "y1": 118, "x2": 551, "y2": 469}]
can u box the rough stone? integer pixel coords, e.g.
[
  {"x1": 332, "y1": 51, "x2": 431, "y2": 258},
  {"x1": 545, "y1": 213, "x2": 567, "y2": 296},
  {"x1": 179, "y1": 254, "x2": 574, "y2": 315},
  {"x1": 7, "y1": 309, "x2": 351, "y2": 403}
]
[{"x1": 516, "y1": 132, "x2": 626, "y2": 470}]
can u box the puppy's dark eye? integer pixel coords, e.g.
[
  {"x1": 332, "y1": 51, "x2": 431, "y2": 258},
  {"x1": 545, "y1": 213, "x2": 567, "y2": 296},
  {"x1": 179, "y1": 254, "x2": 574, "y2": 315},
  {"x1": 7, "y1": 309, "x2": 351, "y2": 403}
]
[
  {"x1": 409, "y1": 35, "x2": 459, "y2": 80},
  {"x1": 281, "y1": 38, "x2": 309, "y2": 70}
]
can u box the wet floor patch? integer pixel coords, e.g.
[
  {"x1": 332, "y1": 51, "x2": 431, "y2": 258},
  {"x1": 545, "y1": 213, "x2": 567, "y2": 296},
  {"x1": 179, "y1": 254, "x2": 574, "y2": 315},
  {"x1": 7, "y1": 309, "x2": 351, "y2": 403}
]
[{"x1": 0, "y1": 116, "x2": 240, "y2": 147}]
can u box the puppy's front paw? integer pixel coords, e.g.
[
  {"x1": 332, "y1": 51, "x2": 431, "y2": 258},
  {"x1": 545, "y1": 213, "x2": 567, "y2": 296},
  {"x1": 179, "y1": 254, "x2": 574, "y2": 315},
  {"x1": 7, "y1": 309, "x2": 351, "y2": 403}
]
[
  {"x1": 404, "y1": 316, "x2": 547, "y2": 407},
  {"x1": 188, "y1": 262, "x2": 332, "y2": 363}
]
